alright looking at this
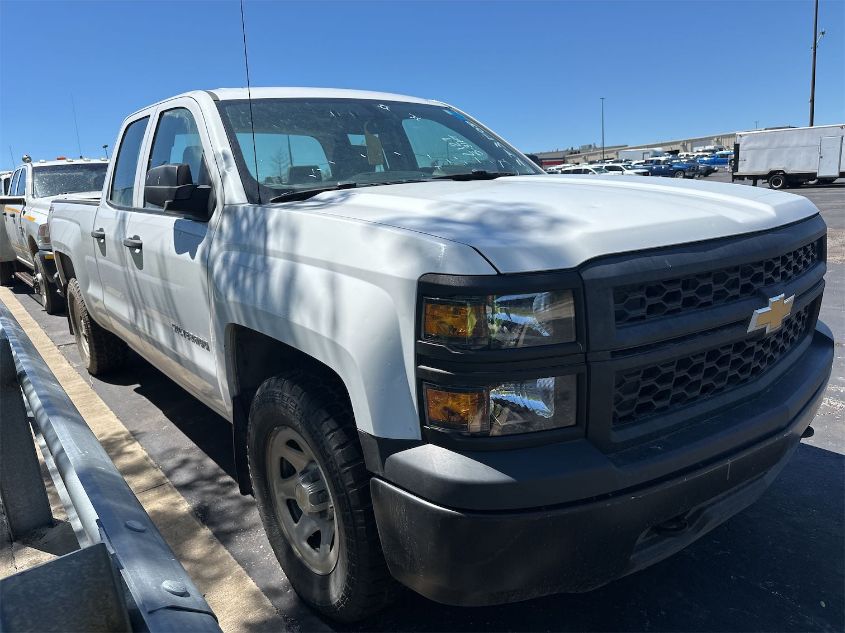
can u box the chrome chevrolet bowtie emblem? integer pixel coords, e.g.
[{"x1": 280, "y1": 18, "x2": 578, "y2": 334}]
[{"x1": 747, "y1": 294, "x2": 794, "y2": 334}]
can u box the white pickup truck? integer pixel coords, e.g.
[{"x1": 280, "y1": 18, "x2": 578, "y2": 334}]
[
  {"x1": 0, "y1": 157, "x2": 108, "y2": 312},
  {"x1": 48, "y1": 88, "x2": 833, "y2": 621}
]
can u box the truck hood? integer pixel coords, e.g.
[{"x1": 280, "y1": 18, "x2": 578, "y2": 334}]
[{"x1": 301, "y1": 175, "x2": 819, "y2": 273}]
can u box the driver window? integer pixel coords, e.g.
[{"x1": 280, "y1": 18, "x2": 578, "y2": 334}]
[{"x1": 145, "y1": 108, "x2": 208, "y2": 208}]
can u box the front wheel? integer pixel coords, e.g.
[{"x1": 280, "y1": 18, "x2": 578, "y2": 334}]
[{"x1": 248, "y1": 373, "x2": 395, "y2": 622}]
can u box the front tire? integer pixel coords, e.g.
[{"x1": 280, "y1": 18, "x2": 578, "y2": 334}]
[
  {"x1": 34, "y1": 256, "x2": 63, "y2": 315},
  {"x1": 0, "y1": 262, "x2": 14, "y2": 286},
  {"x1": 67, "y1": 278, "x2": 127, "y2": 375},
  {"x1": 248, "y1": 373, "x2": 395, "y2": 622}
]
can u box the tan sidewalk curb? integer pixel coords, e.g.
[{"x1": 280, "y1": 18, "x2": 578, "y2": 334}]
[{"x1": 0, "y1": 287, "x2": 286, "y2": 633}]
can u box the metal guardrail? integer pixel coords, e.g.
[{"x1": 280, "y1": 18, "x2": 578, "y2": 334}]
[{"x1": 0, "y1": 303, "x2": 221, "y2": 632}]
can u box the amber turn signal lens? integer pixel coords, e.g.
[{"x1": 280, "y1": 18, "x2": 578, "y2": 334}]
[
  {"x1": 424, "y1": 385, "x2": 488, "y2": 434},
  {"x1": 423, "y1": 300, "x2": 487, "y2": 345}
]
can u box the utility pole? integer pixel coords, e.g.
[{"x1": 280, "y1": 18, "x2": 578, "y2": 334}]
[
  {"x1": 600, "y1": 97, "x2": 606, "y2": 161},
  {"x1": 809, "y1": 0, "x2": 819, "y2": 126}
]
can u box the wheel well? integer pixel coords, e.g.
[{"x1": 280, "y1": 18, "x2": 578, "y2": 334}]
[
  {"x1": 27, "y1": 236, "x2": 38, "y2": 256},
  {"x1": 55, "y1": 252, "x2": 76, "y2": 290},
  {"x1": 228, "y1": 325, "x2": 353, "y2": 495}
]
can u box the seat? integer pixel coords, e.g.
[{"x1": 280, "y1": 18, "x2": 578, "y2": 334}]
[
  {"x1": 181, "y1": 146, "x2": 210, "y2": 185},
  {"x1": 287, "y1": 165, "x2": 323, "y2": 184}
]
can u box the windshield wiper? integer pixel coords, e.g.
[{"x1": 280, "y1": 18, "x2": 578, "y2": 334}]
[
  {"x1": 431, "y1": 170, "x2": 518, "y2": 181},
  {"x1": 269, "y1": 178, "x2": 441, "y2": 203},
  {"x1": 269, "y1": 182, "x2": 359, "y2": 203}
]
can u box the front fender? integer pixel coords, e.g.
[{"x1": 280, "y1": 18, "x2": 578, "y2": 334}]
[{"x1": 209, "y1": 204, "x2": 496, "y2": 440}]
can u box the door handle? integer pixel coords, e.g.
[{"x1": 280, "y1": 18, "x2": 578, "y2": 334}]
[
  {"x1": 90, "y1": 228, "x2": 106, "y2": 239},
  {"x1": 123, "y1": 236, "x2": 143, "y2": 250}
]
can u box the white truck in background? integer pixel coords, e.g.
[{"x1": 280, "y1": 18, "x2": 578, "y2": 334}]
[
  {"x1": 0, "y1": 157, "x2": 108, "y2": 311},
  {"x1": 732, "y1": 124, "x2": 845, "y2": 189},
  {"x1": 48, "y1": 87, "x2": 833, "y2": 622}
]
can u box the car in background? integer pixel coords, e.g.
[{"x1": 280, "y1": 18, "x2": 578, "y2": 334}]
[
  {"x1": 596, "y1": 163, "x2": 649, "y2": 176},
  {"x1": 555, "y1": 165, "x2": 609, "y2": 175},
  {"x1": 640, "y1": 157, "x2": 698, "y2": 178},
  {"x1": 698, "y1": 150, "x2": 733, "y2": 169},
  {"x1": 545, "y1": 163, "x2": 574, "y2": 174},
  {"x1": 696, "y1": 161, "x2": 718, "y2": 177}
]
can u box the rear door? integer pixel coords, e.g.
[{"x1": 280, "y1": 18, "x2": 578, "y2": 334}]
[
  {"x1": 122, "y1": 98, "x2": 222, "y2": 406},
  {"x1": 92, "y1": 113, "x2": 152, "y2": 342},
  {"x1": 818, "y1": 136, "x2": 842, "y2": 178},
  {"x1": 3, "y1": 169, "x2": 21, "y2": 254},
  {"x1": 10, "y1": 167, "x2": 29, "y2": 258}
]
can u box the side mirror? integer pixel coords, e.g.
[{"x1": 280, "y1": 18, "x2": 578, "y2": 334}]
[{"x1": 144, "y1": 164, "x2": 210, "y2": 216}]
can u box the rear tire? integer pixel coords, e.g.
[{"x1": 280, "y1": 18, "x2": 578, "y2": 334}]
[
  {"x1": 34, "y1": 256, "x2": 63, "y2": 315},
  {"x1": 0, "y1": 262, "x2": 14, "y2": 286},
  {"x1": 673, "y1": 170, "x2": 686, "y2": 178},
  {"x1": 768, "y1": 172, "x2": 788, "y2": 190},
  {"x1": 67, "y1": 278, "x2": 127, "y2": 375},
  {"x1": 248, "y1": 373, "x2": 395, "y2": 622}
]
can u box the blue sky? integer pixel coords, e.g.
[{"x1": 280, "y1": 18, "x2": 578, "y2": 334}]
[{"x1": 1, "y1": 0, "x2": 843, "y2": 170}]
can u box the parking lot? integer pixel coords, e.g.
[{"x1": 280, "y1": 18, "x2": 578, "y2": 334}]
[{"x1": 2, "y1": 173, "x2": 843, "y2": 633}]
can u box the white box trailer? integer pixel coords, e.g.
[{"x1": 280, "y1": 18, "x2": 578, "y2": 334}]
[
  {"x1": 732, "y1": 124, "x2": 844, "y2": 189},
  {"x1": 617, "y1": 147, "x2": 665, "y2": 161}
]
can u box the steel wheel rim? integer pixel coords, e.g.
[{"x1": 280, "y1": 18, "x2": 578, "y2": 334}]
[
  {"x1": 267, "y1": 426, "x2": 338, "y2": 575},
  {"x1": 35, "y1": 266, "x2": 46, "y2": 304},
  {"x1": 71, "y1": 297, "x2": 90, "y2": 361}
]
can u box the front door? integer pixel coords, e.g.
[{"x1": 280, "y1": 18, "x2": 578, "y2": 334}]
[
  {"x1": 818, "y1": 136, "x2": 842, "y2": 178},
  {"x1": 122, "y1": 100, "x2": 222, "y2": 407}
]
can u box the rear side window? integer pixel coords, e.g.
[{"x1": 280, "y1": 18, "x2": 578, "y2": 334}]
[{"x1": 109, "y1": 117, "x2": 149, "y2": 207}]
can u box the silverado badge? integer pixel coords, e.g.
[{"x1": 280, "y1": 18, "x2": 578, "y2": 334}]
[{"x1": 747, "y1": 294, "x2": 795, "y2": 335}]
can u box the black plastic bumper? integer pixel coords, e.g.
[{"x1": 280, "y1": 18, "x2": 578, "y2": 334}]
[{"x1": 371, "y1": 325, "x2": 833, "y2": 607}]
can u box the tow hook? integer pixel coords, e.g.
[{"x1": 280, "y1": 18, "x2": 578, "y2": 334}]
[
  {"x1": 654, "y1": 514, "x2": 689, "y2": 535},
  {"x1": 801, "y1": 426, "x2": 815, "y2": 439}
]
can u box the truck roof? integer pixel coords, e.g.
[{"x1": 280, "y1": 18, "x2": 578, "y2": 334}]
[
  {"x1": 13, "y1": 158, "x2": 109, "y2": 170},
  {"x1": 130, "y1": 87, "x2": 444, "y2": 117}
]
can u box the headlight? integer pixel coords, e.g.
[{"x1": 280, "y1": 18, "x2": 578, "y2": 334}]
[
  {"x1": 423, "y1": 375, "x2": 577, "y2": 436},
  {"x1": 423, "y1": 290, "x2": 575, "y2": 350}
]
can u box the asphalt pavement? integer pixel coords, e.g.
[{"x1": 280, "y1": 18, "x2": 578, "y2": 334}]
[{"x1": 4, "y1": 172, "x2": 843, "y2": 632}]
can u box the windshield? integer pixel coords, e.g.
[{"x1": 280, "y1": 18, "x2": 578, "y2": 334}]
[
  {"x1": 217, "y1": 98, "x2": 542, "y2": 203},
  {"x1": 32, "y1": 163, "x2": 107, "y2": 198}
]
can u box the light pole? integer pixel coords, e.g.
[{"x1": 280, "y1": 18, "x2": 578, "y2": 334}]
[
  {"x1": 600, "y1": 97, "x2": 605, "y2": 161},
  {"x1": 809, "y1": 0, "x2": 819, "y2": 126},
  {"x1": 102, "y1": 144, "x2": 109, "y2": 160}
]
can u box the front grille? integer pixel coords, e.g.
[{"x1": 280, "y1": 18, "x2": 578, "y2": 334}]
[
  {"x1": 612, "y1": 304, "x2": 813, "y2": 426},
  {"x1": 613, "y1": 239, "x2": 821, "y2": 326}
]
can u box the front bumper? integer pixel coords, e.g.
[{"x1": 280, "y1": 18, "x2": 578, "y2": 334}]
[{"x1": 371, "y1": 325, "x2": 833, "y2": 606}]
